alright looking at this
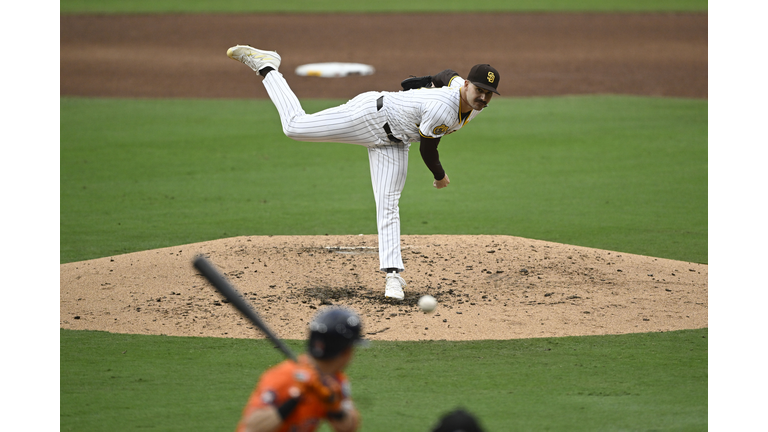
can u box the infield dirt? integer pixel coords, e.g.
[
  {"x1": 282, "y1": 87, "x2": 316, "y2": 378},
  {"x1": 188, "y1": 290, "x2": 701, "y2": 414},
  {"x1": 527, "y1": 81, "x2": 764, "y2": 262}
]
[{"x1": 60, "y1": 13, "x2": 708, "y2": 341}]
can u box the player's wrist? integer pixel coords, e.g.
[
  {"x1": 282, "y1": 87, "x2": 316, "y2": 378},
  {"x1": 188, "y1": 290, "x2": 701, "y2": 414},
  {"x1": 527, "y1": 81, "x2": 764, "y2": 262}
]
[
  {"x1": 328, "y1": 399, "x2": 354, "y2": 421},
  {"x1": 276, "y1": 395, "x2": 301, "y2": 420},
  {"x1": 327, "y1": 410, "x2": 347, "y2": 421}
]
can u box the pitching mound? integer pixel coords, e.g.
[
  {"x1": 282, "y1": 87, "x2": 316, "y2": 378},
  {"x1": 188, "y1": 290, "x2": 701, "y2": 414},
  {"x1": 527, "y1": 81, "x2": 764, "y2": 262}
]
[{"x1": 60, "y1": 235, "x2": 707, "y2": 341}]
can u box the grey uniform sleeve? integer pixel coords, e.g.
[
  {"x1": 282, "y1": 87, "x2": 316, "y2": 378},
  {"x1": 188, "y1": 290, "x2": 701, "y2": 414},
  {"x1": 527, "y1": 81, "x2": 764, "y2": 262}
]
[{"x1": 432, "y1": 69, "x2": 460, "y2": 88}]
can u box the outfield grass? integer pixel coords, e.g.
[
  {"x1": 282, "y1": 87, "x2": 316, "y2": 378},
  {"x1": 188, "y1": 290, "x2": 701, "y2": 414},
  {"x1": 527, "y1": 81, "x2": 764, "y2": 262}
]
[
  {"x1": 60, "y1": 0, "x2": 708, "y2": 14},
  {"x1": 60, "y1": 328, "x2": 708, "y2": 432},
  {"x1": 61, "y1": 96, "x2": 707, "y2": 264}
]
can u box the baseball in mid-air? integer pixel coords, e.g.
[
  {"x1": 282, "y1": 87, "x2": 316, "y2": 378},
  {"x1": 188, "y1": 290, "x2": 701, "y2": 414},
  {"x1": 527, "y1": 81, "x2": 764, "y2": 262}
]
[{"x1": 418, "y1": 295, "x2": 438, "y2": 313}]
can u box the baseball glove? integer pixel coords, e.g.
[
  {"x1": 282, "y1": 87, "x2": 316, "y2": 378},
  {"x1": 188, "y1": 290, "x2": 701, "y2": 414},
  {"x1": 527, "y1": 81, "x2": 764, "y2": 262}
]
[{"x1": 401, "y1": 75, "x2": 433, "y2": 91}]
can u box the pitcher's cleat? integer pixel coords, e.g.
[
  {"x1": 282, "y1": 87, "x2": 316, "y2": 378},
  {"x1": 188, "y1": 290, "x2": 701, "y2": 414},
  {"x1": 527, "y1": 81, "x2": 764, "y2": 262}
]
[
  {"x1": 226, "y1": 45, "x2": 281, "y2": 73},
  {"x1": 384, "y1": 272, "x2": 406, "y2": 300}
]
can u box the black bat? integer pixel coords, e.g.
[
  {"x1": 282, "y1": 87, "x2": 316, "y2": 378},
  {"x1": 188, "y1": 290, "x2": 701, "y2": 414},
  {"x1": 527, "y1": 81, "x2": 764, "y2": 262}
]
[{"x1": 192, "y1": 255, "x2": 297, "y2": 362}]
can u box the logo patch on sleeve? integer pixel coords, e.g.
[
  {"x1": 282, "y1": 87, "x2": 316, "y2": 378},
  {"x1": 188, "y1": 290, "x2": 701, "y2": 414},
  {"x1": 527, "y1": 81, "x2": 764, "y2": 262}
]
[
  {"x1": 432, "y1": 124, "x2": 449, "y2": 135},
  {"x1": 294, "y1": 370, "x2": 310, "y2": 383},
  {"x1": 260, "y1": 390, "x2": 277, "y2": 405}
]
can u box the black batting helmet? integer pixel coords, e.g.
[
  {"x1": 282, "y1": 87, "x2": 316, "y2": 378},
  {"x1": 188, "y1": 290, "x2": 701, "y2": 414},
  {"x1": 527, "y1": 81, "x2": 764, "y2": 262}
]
[
  {"x1": 308, "y1": 307, "x2": 365, "y2": 360},
  {"x1": 431, "y1": 408, "x2": 484, "y2": 432}
]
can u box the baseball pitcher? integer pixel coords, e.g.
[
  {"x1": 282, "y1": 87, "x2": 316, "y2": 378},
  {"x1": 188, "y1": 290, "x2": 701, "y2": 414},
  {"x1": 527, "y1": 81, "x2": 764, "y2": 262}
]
[{"x1": 227, "y1": 44, "x2": 500, "y2": 301}]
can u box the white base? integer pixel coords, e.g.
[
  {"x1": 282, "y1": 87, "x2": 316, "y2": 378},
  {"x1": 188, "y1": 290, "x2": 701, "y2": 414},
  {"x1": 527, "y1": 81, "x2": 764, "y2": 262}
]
[{"x1": 295, "y1": 62, "x2": 375, "y2": 78}]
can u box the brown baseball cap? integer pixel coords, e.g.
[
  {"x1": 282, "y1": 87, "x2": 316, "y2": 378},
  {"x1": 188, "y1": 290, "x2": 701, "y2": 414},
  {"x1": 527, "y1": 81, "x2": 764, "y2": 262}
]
[{"x1": 467, "y1": 64, "x2": 500, "y2": 95}]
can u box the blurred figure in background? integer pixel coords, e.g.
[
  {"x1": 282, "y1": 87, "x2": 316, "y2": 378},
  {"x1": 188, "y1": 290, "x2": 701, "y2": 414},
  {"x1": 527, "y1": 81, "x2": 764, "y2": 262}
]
[{"x1": 431, "y1": 408, "x2": 485, "y2": 432}]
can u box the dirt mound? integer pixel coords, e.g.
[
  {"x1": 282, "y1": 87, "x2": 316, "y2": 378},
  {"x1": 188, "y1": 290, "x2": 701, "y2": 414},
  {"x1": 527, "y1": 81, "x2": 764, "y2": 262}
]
[{"x1": 60, "y1": 235, "x2": 707, "y2": 341}]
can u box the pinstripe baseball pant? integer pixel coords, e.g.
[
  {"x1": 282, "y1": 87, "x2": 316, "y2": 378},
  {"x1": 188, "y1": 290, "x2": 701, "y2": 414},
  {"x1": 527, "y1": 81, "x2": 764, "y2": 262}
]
[{"x1": 262, "y1": 71, "x2": 408, "y2": 272}]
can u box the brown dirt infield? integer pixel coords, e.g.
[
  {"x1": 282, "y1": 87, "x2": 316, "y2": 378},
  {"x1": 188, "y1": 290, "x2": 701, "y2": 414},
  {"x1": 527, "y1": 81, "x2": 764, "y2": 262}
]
[
  {"x1": 61, "y1": 13, "x2": 707, "y2": 99},
  {"x1": 59, "y1": 13, "x2": 708, "y2": 341}
]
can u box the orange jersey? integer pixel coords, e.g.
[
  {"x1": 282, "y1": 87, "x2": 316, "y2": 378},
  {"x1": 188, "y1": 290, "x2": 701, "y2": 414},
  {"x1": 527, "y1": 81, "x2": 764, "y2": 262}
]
[{"x1": 236, "y1": 355, "x2": 352, "y2": 432}]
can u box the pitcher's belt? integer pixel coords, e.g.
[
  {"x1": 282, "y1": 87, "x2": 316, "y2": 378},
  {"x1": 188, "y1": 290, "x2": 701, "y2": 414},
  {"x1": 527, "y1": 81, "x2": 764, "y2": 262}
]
[{"x1": 376, "y1": 96, "x2": 403, "y2": 144}]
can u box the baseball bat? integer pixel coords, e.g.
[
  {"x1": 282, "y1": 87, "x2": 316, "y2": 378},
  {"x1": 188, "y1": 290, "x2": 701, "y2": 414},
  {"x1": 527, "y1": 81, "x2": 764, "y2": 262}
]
[{"x1": 192, "y1": 255, "x2": 297, "y2": 362}]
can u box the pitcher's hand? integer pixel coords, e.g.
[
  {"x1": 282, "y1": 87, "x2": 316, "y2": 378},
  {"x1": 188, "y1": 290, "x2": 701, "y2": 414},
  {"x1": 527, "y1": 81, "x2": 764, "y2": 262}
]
[{"x1": 433, "y1": 175, "x2": 450, "y2": 189}]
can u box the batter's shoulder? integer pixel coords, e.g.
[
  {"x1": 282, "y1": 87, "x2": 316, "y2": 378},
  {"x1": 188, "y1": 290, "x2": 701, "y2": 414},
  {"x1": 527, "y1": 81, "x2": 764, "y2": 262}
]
[{"x1": 259, "y1": 359, "x2": 299, "y2": 385}]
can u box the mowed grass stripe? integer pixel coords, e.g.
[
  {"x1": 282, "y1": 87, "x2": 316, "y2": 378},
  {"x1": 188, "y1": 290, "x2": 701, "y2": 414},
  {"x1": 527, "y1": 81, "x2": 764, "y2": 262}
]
[
  {"x1": 61, "y1": 96, "x2": 707, "y2": 264},
  {"x1": 60, "y1": 328, "x2": 708, "y2": 432}
]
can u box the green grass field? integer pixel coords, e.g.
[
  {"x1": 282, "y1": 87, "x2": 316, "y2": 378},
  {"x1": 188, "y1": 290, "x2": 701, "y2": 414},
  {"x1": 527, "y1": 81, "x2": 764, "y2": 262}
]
[
  {"x1": 61, "y1": 96, "x2": 707, "y2": 265},
  {"x1": 61, "y1": 328, "x2": 708, "y2": 432},
  {"x1": 60, "y1": 0, "x2": 708, "y2": 14}
]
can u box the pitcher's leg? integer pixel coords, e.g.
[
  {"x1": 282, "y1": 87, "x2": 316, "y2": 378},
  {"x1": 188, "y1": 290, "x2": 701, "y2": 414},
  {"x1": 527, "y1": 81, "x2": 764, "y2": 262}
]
[
  {"x1": 368, "y1": 144, "x2": 409, "y2": 272},
  {"x1": 261, "y1": 71, "x2": 308, "y2": 136},
  {"x1": 263, "y1": 72, "x2": 381, "y2": 145},
  {"x1": 228, "y1": 45, "x2": 375, "y2": 145}
]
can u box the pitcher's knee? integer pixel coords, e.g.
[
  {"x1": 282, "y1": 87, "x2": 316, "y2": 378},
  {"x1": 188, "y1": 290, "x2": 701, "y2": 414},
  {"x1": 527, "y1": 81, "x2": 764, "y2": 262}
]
[{"x1": 283, "y1": 125, "x2": 309, "y2": 141}]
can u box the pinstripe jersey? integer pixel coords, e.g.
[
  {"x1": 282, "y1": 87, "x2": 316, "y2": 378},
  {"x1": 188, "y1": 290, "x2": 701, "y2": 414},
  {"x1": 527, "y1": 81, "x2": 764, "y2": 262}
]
[{"x1": 380, "y1": 76, "x2": 481, "y2": 143}]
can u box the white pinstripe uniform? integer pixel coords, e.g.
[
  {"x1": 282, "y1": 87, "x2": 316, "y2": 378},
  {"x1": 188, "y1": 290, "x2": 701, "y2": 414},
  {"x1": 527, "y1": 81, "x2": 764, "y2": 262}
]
[{"x1": 261, "y1": 71, "x2": 482, "y2": 275}]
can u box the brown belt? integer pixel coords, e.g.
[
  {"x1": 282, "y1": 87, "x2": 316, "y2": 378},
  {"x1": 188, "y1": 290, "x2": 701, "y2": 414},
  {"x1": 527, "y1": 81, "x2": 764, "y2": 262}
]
[{"x1": 376, "y1": 96, "x2": 403, "y2": 143}]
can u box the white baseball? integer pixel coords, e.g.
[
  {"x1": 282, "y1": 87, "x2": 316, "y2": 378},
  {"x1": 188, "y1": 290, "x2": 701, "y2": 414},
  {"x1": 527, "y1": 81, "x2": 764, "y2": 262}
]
[{"x1": 418, "y1": 295, "x2": 438, "y2": 313}]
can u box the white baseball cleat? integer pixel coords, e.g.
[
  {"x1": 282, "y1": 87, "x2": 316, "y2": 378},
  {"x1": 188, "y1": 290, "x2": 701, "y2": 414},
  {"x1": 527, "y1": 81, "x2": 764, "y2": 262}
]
[
  {"x1": 227, "y1": 45, "x2": 281, "y2": 73},
  {"x1": 384, "y1": 272, "x2": 406, "y2": 300}
]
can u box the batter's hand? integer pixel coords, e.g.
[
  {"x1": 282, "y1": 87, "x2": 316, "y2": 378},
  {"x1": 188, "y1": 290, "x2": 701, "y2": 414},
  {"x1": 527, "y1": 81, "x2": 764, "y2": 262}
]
[
  {"x1": 296, "y1": 368, "x2": 332, "y2": 399},
  {"x1": 296, "y1": 365, "x2": 342, "y2": 412},
  {"x1": 433, "y1": 175, "x2": 450, "y2": 189}
]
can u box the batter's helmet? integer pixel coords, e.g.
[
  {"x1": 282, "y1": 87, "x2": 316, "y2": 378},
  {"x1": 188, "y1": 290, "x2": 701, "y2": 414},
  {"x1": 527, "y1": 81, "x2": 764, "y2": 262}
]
[{"x1": 308, "y1": 307, "x2": 366, "y2": 360}]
